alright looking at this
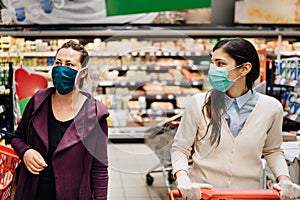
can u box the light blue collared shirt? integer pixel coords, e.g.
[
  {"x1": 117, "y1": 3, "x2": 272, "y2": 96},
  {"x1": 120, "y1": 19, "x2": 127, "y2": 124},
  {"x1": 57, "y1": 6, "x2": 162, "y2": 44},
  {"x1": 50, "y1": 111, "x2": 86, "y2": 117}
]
[{"x1": 224, "y1": 90, "x2": 260, "y2": 137}]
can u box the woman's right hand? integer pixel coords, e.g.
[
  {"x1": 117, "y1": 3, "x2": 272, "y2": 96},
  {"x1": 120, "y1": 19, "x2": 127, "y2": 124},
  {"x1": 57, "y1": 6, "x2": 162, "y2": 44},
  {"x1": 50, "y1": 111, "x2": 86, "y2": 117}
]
[
  {"x1": 23, "y1": 149, "x2": 48, "y2": 175},
  {"x1": 176, "y1": 173, "x2": 213, "y2": 200}
]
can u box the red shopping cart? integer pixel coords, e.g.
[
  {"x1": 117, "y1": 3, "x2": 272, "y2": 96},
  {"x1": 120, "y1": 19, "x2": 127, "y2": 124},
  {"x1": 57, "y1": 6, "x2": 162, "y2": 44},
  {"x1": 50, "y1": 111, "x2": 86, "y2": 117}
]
[
  {"x1": 169, "y1": 188, "x2": 280, "y2": 200},
  {"x1": 0, "y1": 145, "x2": 20, "y2": 200}
]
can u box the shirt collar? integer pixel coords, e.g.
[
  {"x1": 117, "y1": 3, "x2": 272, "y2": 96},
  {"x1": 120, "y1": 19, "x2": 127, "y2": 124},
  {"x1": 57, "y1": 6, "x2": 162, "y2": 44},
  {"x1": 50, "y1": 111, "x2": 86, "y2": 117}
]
[{"x1": 225, "y1": 89, "x2": 255, "y2": 109}]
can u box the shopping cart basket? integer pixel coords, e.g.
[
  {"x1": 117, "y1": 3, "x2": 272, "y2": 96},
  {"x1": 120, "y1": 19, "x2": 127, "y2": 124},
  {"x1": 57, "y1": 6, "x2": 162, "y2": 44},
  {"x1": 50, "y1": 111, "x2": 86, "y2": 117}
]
[
  {"x1": 169, "y1": 188, "x2": 280, "y2": 200},
  {"x1": 0, "y1": 145, "x2": 20, "y2": 200},
  {"x1": 144, "y1": 114, "x2": 182, "y2": 192}
]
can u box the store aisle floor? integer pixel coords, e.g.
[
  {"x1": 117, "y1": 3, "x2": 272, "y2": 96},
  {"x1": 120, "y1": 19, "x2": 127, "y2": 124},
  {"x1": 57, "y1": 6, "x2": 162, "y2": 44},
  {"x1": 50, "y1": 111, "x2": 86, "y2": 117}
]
[{"x1": 108, "y1": 143, "x2": 175, "y2": 200}]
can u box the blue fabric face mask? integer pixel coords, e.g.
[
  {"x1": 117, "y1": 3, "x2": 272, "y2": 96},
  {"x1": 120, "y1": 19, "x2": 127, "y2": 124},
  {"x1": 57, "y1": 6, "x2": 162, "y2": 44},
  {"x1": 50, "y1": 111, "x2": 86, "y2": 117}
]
[
  {"x1": 52, "y1": 66, "x2": 78, "y2": 95},
  {"x1": 208, "y1": 63, "x2": 242, "y2": 92}
]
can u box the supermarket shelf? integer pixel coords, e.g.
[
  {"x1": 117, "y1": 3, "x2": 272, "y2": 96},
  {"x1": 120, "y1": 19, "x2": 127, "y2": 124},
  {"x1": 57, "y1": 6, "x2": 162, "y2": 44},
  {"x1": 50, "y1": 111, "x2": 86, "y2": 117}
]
[
  {"x1": 90, "y1": 50, "x2": 211, "y2": 57},
  {"x1": 128, "y1": 108, "x2": 182, "y2": 115},
  {"x1": 99, "y1": 80, "x2": 205, "y2": 88},
  {"x1": 0, "y1": 52, "x2": 56, "y2": 57},
  {"x1": 1, "y1": 25, "x2": 300, "y2": 37},
  {"x1": 273, "y1": 81, "x2": 300, "y2": 88},
  {"x1": 108, "y1": 64, "x2": 210, "y2": 72},
  {"x1": 284, "y1": 112, "x2": 300, "y2": 124},
  {"x1": 130, "y1": 93, "x2": 176, "y2": 100},
  {"x1": 0, "y1": 50, "x2": 296, "y2": 59},
  {"x1": 0, "y1": 51, "x2": 208, "y2": 58},
  {"x1": 108, "y1": 126, "x2": 149, "y2": 139}
]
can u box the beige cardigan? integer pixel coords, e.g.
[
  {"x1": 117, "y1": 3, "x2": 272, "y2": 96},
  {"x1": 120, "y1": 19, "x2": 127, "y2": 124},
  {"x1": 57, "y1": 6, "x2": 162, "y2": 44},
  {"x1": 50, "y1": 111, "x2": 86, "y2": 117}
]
[{"x1": 171, "y1": 92, "x2": 289, "y2": 189}]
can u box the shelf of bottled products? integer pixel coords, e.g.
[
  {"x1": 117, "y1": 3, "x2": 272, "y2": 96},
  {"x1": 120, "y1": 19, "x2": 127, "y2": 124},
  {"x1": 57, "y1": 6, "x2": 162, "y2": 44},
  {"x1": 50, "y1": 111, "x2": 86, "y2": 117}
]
[
  {"x1": 0, "y1": 62, "x2": 14, "y2": 142},
  {"x1": 271, "y1": 58, "x2": 300, "y2": 126}
]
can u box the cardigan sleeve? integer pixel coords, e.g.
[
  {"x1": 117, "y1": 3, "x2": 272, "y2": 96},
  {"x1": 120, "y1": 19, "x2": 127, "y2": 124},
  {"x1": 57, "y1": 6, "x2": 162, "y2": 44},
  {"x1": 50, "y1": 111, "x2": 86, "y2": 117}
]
[
  {"x1": 262, "y1": 99, "x2": 290, "y2": 179},
  {"x1": 91, "y1": 117, "x2": 109, "y2": 200},
  {"x1": 11, "y1": 96, "x2": 34, "y2": 159},
  {"x1": 170, "y1": 93, "x2": 205, "y2": 175}
]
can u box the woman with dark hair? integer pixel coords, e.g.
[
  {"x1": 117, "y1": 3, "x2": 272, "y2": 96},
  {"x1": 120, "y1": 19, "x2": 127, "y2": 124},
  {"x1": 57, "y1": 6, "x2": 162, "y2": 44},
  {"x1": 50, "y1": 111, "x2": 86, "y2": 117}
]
[
  {"x1": 11, "y1": 40, "x2": 109, "y2": 200},
  {"x1": 171, "y1": 38, "x2": 300, "y2": 200}
]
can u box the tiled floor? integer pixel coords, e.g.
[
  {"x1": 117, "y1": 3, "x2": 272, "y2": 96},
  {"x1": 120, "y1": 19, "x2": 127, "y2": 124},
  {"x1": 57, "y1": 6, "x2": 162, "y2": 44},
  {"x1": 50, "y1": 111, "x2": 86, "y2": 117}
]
[{"x1": 108, "y1": 142, "x2": 176, "y2": 200}]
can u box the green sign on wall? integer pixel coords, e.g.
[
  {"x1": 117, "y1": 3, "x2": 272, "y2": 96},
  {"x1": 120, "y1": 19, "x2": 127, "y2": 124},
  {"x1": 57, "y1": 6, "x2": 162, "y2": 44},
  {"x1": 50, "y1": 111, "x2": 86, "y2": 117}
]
[{"x1": 106, "y1": 0, "x2": 211, "y2": 16}]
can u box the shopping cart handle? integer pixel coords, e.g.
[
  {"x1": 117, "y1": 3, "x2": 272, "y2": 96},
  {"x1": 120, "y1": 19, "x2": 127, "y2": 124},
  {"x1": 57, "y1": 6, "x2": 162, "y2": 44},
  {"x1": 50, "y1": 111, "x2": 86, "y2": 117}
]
[{"x1": 169, "y1": 188, "x2": 280, "y2": 200}]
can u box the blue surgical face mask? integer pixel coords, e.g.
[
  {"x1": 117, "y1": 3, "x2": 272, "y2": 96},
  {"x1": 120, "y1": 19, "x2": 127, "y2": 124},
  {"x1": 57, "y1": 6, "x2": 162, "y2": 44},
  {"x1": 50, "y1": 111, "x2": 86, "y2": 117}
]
[
  {"x1": 52, "y1": 66, "x2": 78, "y2": 95},
  {"x1": 208, "y1": 63, "x2": 242, "y2": 92}
]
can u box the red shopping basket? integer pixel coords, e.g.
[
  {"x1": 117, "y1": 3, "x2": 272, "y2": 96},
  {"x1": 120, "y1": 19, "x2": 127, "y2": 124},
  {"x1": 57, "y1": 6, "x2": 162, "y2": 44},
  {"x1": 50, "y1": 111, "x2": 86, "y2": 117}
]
[
  {"x1": 0, "y1": 145, "x2": 20, "y2": 200},
  {"x1": 169, "y1": 188, "x2": 280, "y2": 200}
]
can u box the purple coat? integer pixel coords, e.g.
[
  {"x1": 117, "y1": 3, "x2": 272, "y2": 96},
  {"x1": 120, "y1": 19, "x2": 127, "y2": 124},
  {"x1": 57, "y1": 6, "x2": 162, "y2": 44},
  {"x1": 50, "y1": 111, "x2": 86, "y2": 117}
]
[{"x1": 11, "y1": 88, "x2": 109, "y2": 200}]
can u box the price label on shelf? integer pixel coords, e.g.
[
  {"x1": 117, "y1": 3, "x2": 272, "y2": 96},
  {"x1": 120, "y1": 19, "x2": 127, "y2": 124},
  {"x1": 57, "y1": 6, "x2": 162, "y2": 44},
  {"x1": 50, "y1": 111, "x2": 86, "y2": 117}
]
[
  {"x1": 161, "y1": 80, "x2": 167, "y2": 85},
  {"x1": 192, "y1": 80, "x2": 199, "y2": 85},
  {"x1": 178, "y1": 51, "x2": 184, "y2": 56},
  {"x1": 156, "y1": 94, "x2": 162, "y2": 99},
  {"x1": 10, "y1": 52, "x2": 18, "y2": 57},
  {"x1": 167, "y1": 94, "x2": 174, "y2": 99},
  {"x1": 121, "y1": 66, "x2": 128, "y2": 70},
  {"x1": 156, "y1": 51, "x2": 162, "y2": 56},
  {"x1": 0, "y1": 105, "x2": 5, "y2": 114},
  {"x1": 0, "y1": 86, "x2": 5, "y2": 93},
  {"x1": 195, "y1": 51, "x2": 202, "y2": 56},
  {"x1": 0, "y1": 52, "x2": 9, "y2": 57},
  {"x1": 120, "y1": 81, "x2": 127, "y2": 86},
  {"x1": 289, "y1": 114, "x2": 298, "y2": 121},
  {"x1": 170, "y1": 51, "x2": 177, "y2": 56},
  {"x1": 174, "y1": 81, "x2": 181, "y2": 85},
  {"x1": 131, "y1": 52, "x2": 138, "y2": 56},
  {"x1": 129, "y1": 65, "x2": 138, "y2": 70},
  {"x1": 154, "y1": 65, "x2": 160, "y2": 71},
  {"x1": 174, "y1": 109, "x2": 181, "y2": 114},
  {"x1": 163, "y1": 51, "x2": 170, "y2": 56},
  {"x1": 129, "y1": 81, "x2": 136, "y2": 86},
  {"x1": 141, "y1": 65, "x2": 147, "y2": 70}
]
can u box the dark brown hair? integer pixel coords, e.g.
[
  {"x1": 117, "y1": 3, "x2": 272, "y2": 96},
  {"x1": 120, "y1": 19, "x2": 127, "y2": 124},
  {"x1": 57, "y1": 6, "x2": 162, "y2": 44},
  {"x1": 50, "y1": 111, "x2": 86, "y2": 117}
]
[
  {"x1": 202, "y1": 37, "x2": 260, "y2": 146},
  {"x1": 55, "y1": 40, "x2": 89, "y2": 68}
]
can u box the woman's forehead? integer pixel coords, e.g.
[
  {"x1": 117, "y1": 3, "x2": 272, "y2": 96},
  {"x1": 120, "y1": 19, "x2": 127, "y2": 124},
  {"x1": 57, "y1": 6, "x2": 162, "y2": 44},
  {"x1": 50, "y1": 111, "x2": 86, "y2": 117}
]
[
  {"x1": 211, "y1": 48, "x2": 232, "y2": 62},
  {"x1": 56, "y1": 48, "x2": 81, "y2": 61}
]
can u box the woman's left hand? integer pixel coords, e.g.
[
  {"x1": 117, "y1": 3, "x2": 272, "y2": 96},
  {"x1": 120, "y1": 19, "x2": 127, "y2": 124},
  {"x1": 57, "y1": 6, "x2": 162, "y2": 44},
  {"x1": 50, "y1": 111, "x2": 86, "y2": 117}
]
[{"x1": 273, "y1": 179, "x2": 300, "y2": 200}]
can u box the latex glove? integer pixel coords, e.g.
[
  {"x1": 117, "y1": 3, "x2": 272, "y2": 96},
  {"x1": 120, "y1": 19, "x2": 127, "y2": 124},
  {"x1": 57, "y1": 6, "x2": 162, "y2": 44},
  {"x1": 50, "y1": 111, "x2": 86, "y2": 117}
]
[
  {"x1": 176, "y1": 175, "x2": 213, "y2": 200},
  {"x1": 273, "y1": 179, "x2": 300, "y2": 200}
]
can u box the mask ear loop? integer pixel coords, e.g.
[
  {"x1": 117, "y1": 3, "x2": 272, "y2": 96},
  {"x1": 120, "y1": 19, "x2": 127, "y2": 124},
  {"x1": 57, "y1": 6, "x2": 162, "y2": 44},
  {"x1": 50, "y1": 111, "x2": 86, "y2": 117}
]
[
  {"x1": 74, "y1": 67, "x2": 85, "y2": 90},
  {"x1": 227, "y1": 63, "x2": 245, "y2": 82}
]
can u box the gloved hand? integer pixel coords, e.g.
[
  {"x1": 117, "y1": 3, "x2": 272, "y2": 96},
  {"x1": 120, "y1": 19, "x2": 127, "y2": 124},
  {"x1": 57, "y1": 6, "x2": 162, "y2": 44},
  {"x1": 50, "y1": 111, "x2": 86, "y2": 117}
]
[
  {"x1": 273, "y1": 179, "x2": 300, "y2": 200},
  {"x1": 176, "y1": 175, "x2": 213, "y2": 200}
]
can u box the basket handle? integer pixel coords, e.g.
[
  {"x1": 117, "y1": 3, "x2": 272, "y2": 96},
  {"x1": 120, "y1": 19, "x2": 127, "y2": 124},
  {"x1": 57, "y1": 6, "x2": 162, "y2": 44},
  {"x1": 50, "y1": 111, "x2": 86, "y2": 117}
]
[
  {"x1": 169, "y1": 189, "x2": 213, "y2": 200},
  {"x1": 0, "y1": 129, "x2": 24, "y2": 139},
  {"x1": 169, "y1": 188, "x2": 280, "y2": 200}
]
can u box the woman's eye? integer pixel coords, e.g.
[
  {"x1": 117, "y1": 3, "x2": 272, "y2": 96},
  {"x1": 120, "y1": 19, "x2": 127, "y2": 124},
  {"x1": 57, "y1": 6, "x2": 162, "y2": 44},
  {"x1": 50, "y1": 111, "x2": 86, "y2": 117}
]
[
  {"x1": 215, "y1": 62, "x2": 221, "y2": 67},
  {"x1": 66, "y1": 63, "x2": 74, "y2": 67},
  {"x1": 217, "y1": 62, "x2": 226, "y2": 67}
]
